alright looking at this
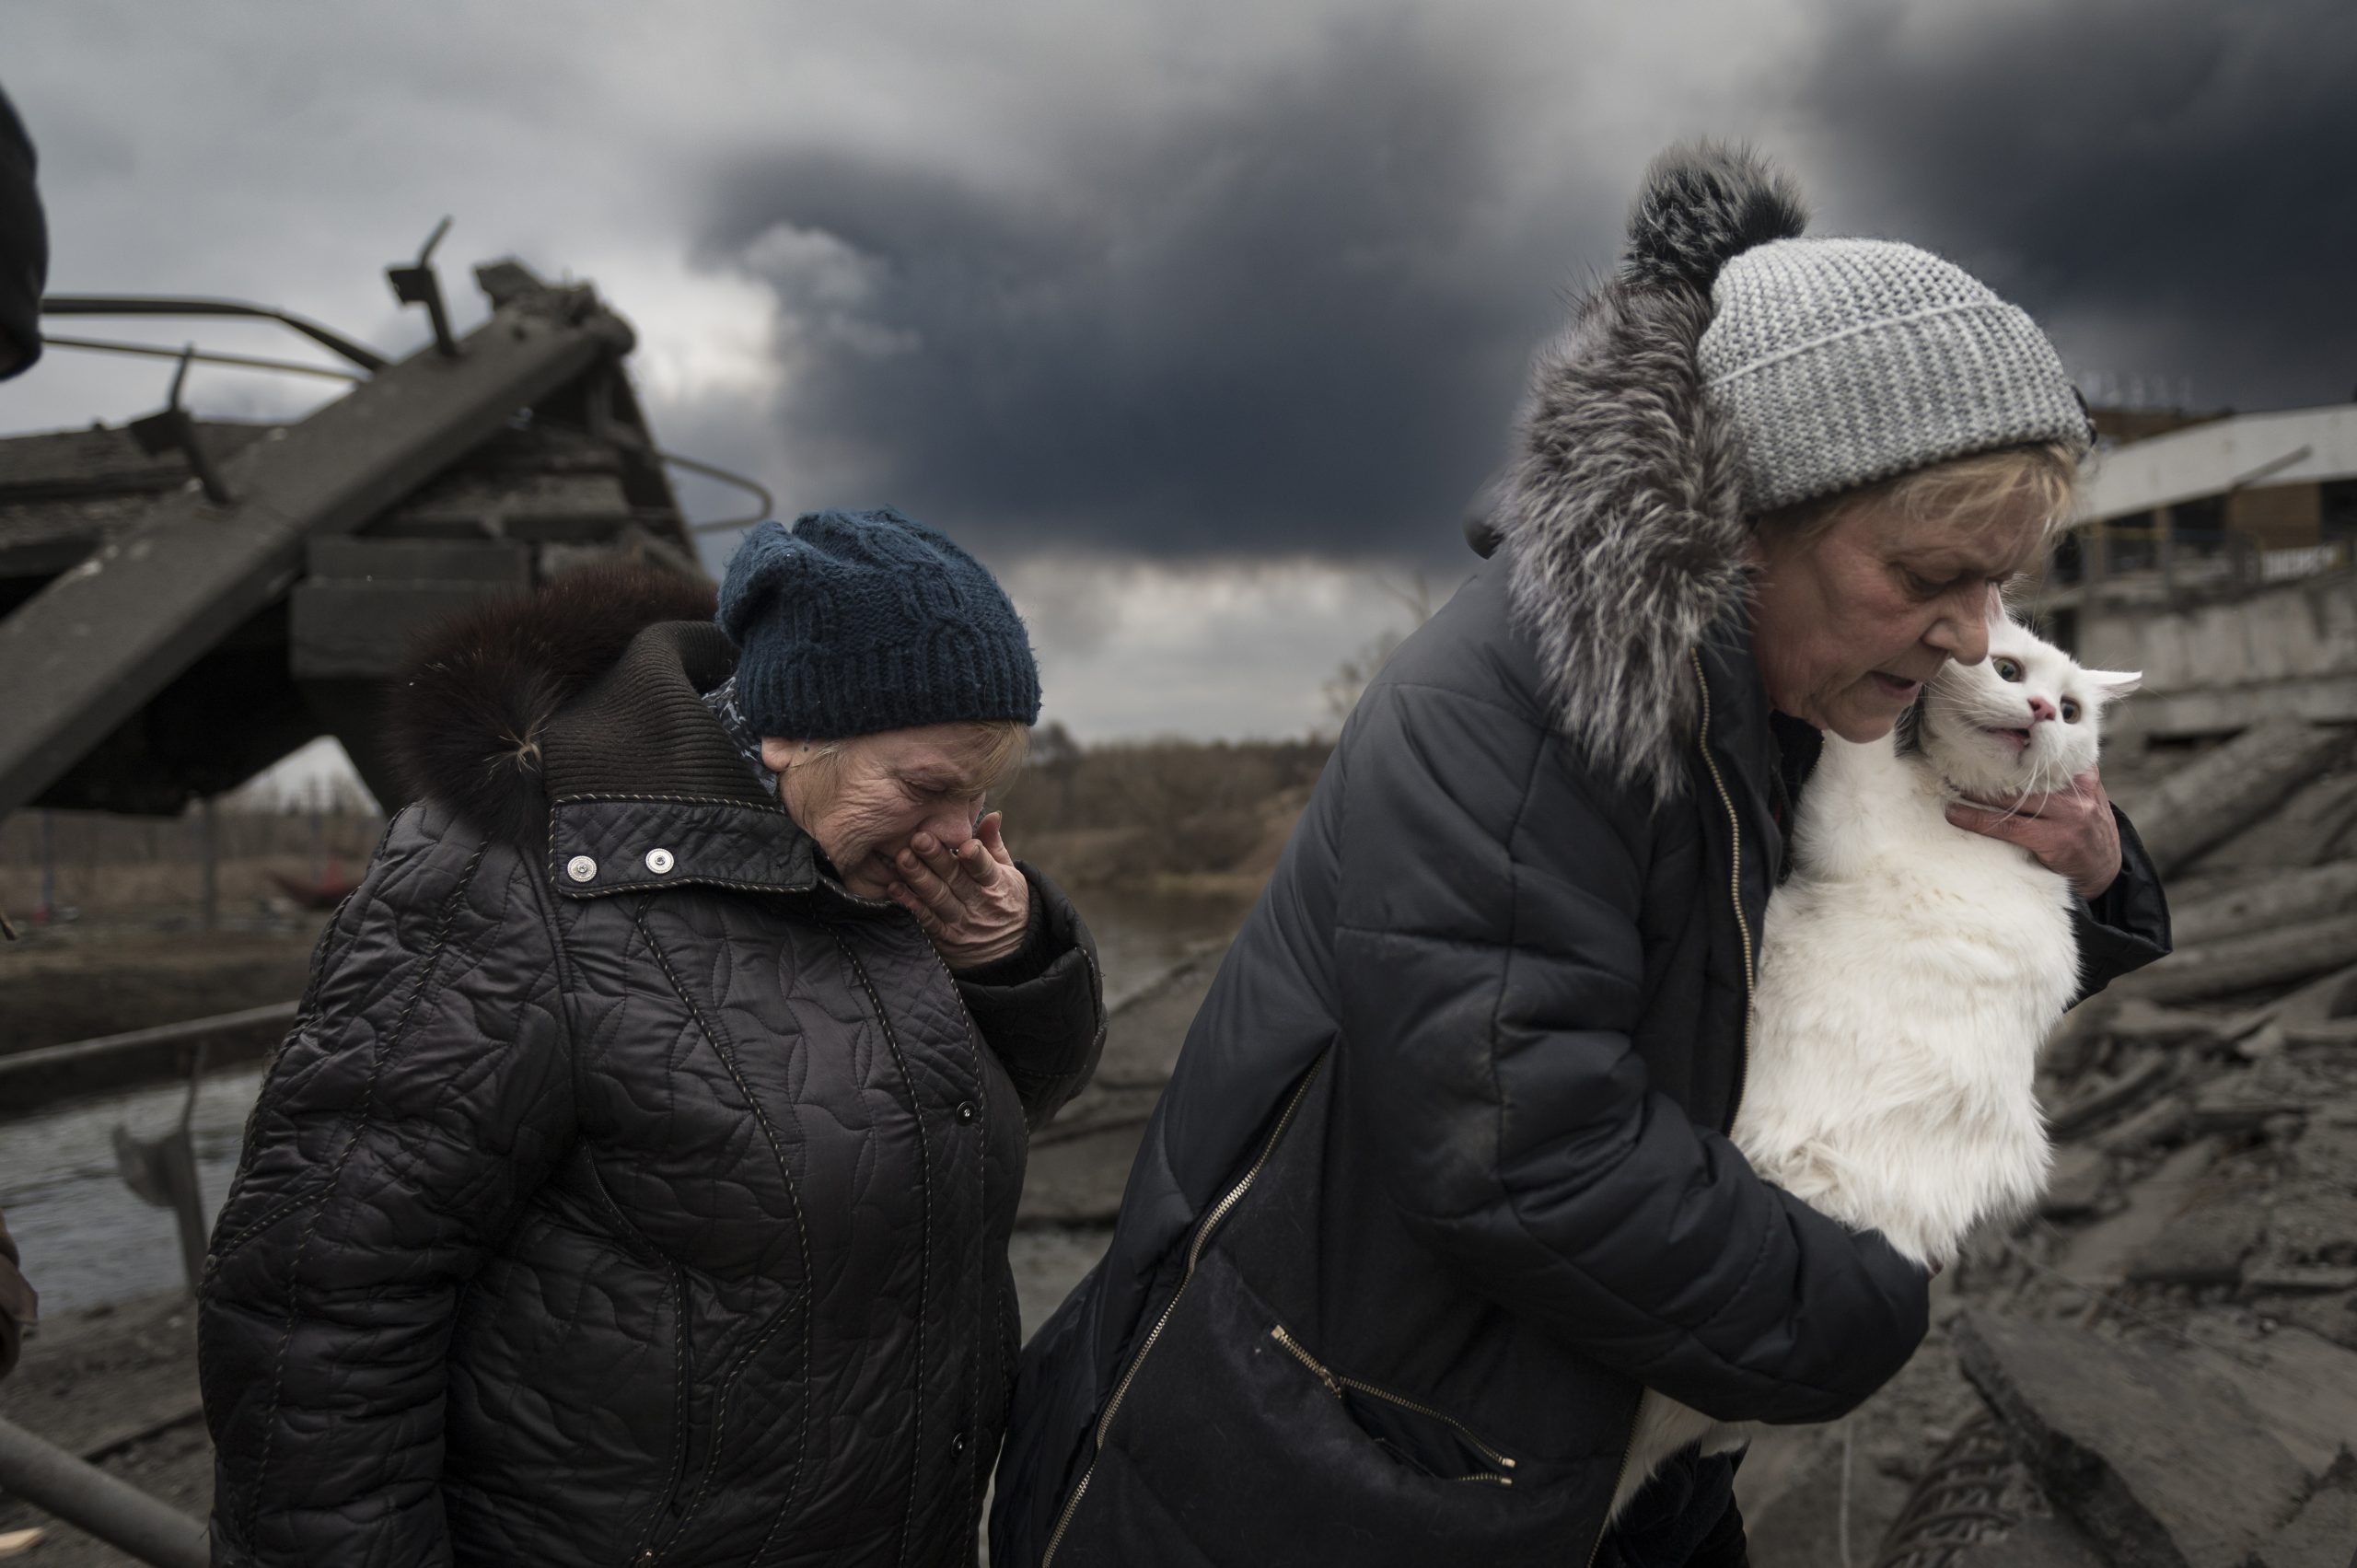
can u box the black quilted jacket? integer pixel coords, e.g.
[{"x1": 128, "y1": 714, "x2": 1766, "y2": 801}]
[{"x1": 199, "y1": 573, "x2": 1105, "y2": 1568}]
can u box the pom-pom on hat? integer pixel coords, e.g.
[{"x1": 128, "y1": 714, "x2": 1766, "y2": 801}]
[
  {"x1": 716, "y1": 506, "x2": 1041, "y2": 741},
  {"x1": 1622, "y1": 142, "x2": 2092, "y2": 516}
]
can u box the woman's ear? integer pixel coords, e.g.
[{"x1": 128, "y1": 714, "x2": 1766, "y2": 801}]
[{"x1": 760, "y1": 737, "x2": 800, "y2": 773}]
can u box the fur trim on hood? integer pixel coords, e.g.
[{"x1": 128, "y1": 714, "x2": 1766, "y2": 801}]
[
  {"x1": 389, "y1": 564, "x2": 719, "y2": 844},
  {"x1": 1485, "y1": 141, "x2": 1805, "y2": 802}
]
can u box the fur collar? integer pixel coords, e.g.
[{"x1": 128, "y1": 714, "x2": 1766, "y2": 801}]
[
  {"x1": 1481, "y1": 143, "x2": 1805, "y2": 802},
  {"x1": 389, "y1": 564, "x2": 720, "y2": 843}
]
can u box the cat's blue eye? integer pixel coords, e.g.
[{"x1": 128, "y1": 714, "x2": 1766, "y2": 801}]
[
  {"x1": 2061, "y1": 699, "x2": 2080, "y2": 723},
  {"x1": 1994, "y1": 658, "x2": 2022, "y2": 681}
]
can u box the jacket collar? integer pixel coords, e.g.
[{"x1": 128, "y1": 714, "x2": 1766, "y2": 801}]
[
  {"x1": 1479, "y1": 276, "x2": 1752, "y2": 807},
  {"x1": 387, "y1": 565, "x2": 883, "y2": 909},
  {"x1": 538, "y1": 621, "x2": 884, "y2": 908},
  {"x1": 1469, "y1": 148, "x2": 1806, "y2": 806}
]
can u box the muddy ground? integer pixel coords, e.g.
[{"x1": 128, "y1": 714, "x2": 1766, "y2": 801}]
[{"x1": 0, "y1": 923, "x2": 322, "y2": 1061}]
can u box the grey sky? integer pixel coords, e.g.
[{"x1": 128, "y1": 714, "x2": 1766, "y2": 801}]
[{"x1": 1, "y1": 1, "x2": 2342, "y2": 742}]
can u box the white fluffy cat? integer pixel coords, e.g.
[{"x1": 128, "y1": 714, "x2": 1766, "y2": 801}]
[{"x1": 1611, "y1": 618, "x2": 2140, "y2": 1518}]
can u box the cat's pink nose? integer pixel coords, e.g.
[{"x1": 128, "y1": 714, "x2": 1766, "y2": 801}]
[{"x1": 2026, "y1": 696, "x2": 2057, "y2": 725}]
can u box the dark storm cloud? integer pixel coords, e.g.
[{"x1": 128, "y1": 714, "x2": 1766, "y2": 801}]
[
  {"x1": 700, "y1": 20, "x2": 1596, "y2": 558},
  {"x1": 1795, "y1": 0, "x2": 2357, "y2": 412},
  {"x1": 695, "y1": 3, "x2": 2352, "y2": 561}
]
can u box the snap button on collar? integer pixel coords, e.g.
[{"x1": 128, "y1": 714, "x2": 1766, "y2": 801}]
[
  {"x1": 565, "y1": 854, "x2": 598, "y2": 884},
  {"x1": 645, "y1": 847, "x2": 675, "y2": 875}
]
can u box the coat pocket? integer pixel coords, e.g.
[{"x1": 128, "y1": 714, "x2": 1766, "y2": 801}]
[
  {"x1": 1046, "y1": 1243, "x2": 1600, "y2": 1568},
  {"x1": 1266, "y1": 1323, "x2": 1516, "y2": 1486}
]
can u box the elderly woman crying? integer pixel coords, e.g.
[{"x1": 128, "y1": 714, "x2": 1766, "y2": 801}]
[{"x1": 200, "y1": 506, "x2": 1105, "y2": 1567}]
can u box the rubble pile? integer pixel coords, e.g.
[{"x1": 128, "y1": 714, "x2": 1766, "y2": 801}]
[{"x1": 1749, "y1": 721, "x2": 2357, "y2": 1568}]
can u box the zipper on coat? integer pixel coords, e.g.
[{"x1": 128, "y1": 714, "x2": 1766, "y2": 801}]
[
  {"x1": 1689, "y1": 649, "x2": 1756, "y2": 1120},
  {"x1": 1039, "y1": 1055, "x2": 1329, "y2": 1567},
  {"x1": 1581, "y1": 1391, "x2": 1643, "y2": 1568},
  {"x1": 1266, "y1": 1324, "x2": 1516, "y2": 1485},
  {"x1": 1583, "y1": 656, "x2": 1761, "y2": 1568}
]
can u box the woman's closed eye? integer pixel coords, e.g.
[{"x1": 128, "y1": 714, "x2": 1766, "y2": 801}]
[{"x1": 1903, "y1": 566, "x2": 2009, "y2": 600}]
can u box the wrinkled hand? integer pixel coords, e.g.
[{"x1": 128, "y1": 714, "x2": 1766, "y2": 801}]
[
  {"x1": 886, "y1": 812, "x2": 1032, "y2": 970},
  {"x1": 1945, "y1": 769, "x2": 2122, "y2": 900}
]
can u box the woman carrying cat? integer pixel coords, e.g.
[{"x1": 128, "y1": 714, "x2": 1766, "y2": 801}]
[
  {"x1": 993, "y1": 145, "x2": 2169, "y2": 1568},
  {"x1": 200, "y1": 508, "x2": 1106, "y2": 1565}
]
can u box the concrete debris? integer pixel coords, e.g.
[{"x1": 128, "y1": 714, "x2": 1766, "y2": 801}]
[
  {"x1": 2177, "y1": 1318, "x2": 2357, "y2": 1479},
  {"x1": 2042, "y1": 1146, "x2": 2114, "y2": 1219},
  {"x1": 1954, "y1": 1311, "x2": 2310, "y2": 1568},
  {"x1": 2093, "y1": 1094, "x2": 2190, "y2": 1155},
  {"x1": 2181, "y1": 768, "x2": 2357, "y2": 877},
  {"x1": 1948, "y1": 1513, "x2": 2112, "y2": 1567},
  {"x1": 2247, "y1": 1457, "x2": 2357, "y2": 1568},
  {"x1": 2121, "y1": 1196, "x2": 2265, "y2": 1286},
  {"x1": 2168, "y1": 862, "x2": 2357, "y2": 947},
  {"x1": 2128, "y1": 719, "x2": 2353, "y2": 876},
  {"x1": 2052, "y1": 1050, "x2": 2184, "y2": 1141},
  {"x1": 2051, "y1": 1139, "x2": 2223, "y2": 1292},
  {"x1": 2131, "y1": 913, "x2": 2357, "y2": 1005},
  {"x1": 2240, "y1": 1266, "x2": 2357, "y2": 1295},
  {"x1": 2282, "y1": 1016, "x2": 2357, "y2": 1050},
  {"x1": 2104, "y1": 997, "x2": 2239, "y2": 1048}
]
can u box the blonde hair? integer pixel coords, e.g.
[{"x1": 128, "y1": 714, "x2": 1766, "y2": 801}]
[{"x1": 1757, "y1": 441, "x2": 2080, "y2": 548}]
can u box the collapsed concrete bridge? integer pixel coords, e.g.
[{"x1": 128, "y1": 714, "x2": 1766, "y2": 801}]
[{"x1": 0, "y1": 256, "x2": 707, "y2": 821}]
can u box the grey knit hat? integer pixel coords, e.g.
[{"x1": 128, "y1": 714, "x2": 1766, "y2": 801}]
[{"x1": 1693, "y1": 232, "x2": 2090, "y2": 517}]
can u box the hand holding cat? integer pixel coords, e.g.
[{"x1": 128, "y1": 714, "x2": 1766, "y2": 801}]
[{"x1": 1945, "y1": 770, "x2": 2123, "y2": 900}]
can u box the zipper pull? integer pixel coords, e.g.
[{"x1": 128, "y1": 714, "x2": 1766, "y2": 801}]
[{"x1": 1270, "y1": 1326, "x2": 1342, "y2": 1397}]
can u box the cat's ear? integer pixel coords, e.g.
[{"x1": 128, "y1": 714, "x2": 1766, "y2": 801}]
[{"x1": 2084, "y1": 668, "x2": 2142, "y2": 700}]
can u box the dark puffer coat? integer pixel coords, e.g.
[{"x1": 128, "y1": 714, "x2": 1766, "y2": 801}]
[
  {"x1": 199, "y1": 570, "x2": 1105, "y2": 1568},
  {"x1": 993, "y1": 156, "x2": 2170, "y2": 1568}
]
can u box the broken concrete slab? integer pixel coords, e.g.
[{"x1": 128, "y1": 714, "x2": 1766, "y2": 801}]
[
  {"x1": 2106, "y1": 997, "x2": 2239, "y2": 1047},
  {"x1": 2181, "y1": 1316, "x2": 2357, "y2": 1478},
  {"x1": 2185, "y1": 1076, "x2": 2312, "y2": 1135},
  {"x1": 2058, "y1": 1138, "x2": 2222, "y2": 1289},
  {"x1": 2051, "y1": 1050, "x2": 2183, "y2": 1141},
  {"x1": 2135, "y1": 915, "x2": 2357, "y2": 1006},
  {"x1": 2246, "y1": 1265, "x2": 2357, "y2": 1295},
  {"x1": 2043, "y1": 1145, "x2": 2113, "y2": 1219},
  {"x1": 2131, "y1": 720, "x2": 2355, "y2": 877},
  {"x1": 2258, "y1": 1189, "x2": 2357, "y2": 1279},
  {"x1": 2170, "y1": 861, "x2": 2357, "y2": 947},
  {"x1": 2180, "y1": 764, "x2": 2357, "y2": 877},
  {"x1": 2225, "y1": 964, "x2": 2357, "y2": 1046},
  {"x1": 1946, "y1": 1512, "x2": 2112, "y2": 1567},
  {"x1": 2124, "y1": 1197, "x2": 2266, "y2": 1286},
  {"x1": 1956, "y1": 1311, "x2": 2311, "y2": 1568},
  {"x1": 2284, "y1": 1017, "x2": 2357, "y2": 1050},
  {"x1": 2249, "y1": 1474, "x2": 2357, "y2": 1568},
  {"x1": 2096, "y1": 1093, "x2": 2192, "y2": 1155}
]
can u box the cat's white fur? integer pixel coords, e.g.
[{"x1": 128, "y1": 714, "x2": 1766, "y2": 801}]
[{"x1": 1611, "y1": 619, "x2": 2140, "y2": 1518}]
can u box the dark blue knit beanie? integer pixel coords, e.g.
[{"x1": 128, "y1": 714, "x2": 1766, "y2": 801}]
[{"x1": 716, "y1": 506, "x2": 1041, "y2": 740}]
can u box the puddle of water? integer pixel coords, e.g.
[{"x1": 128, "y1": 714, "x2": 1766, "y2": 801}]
[
  {"x1": 0, "y1": 1063, "x2": 264, "y2": 1316},
  {"x1": 0, "y1": 890, "x2": 1244, "y2": 1317}
]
